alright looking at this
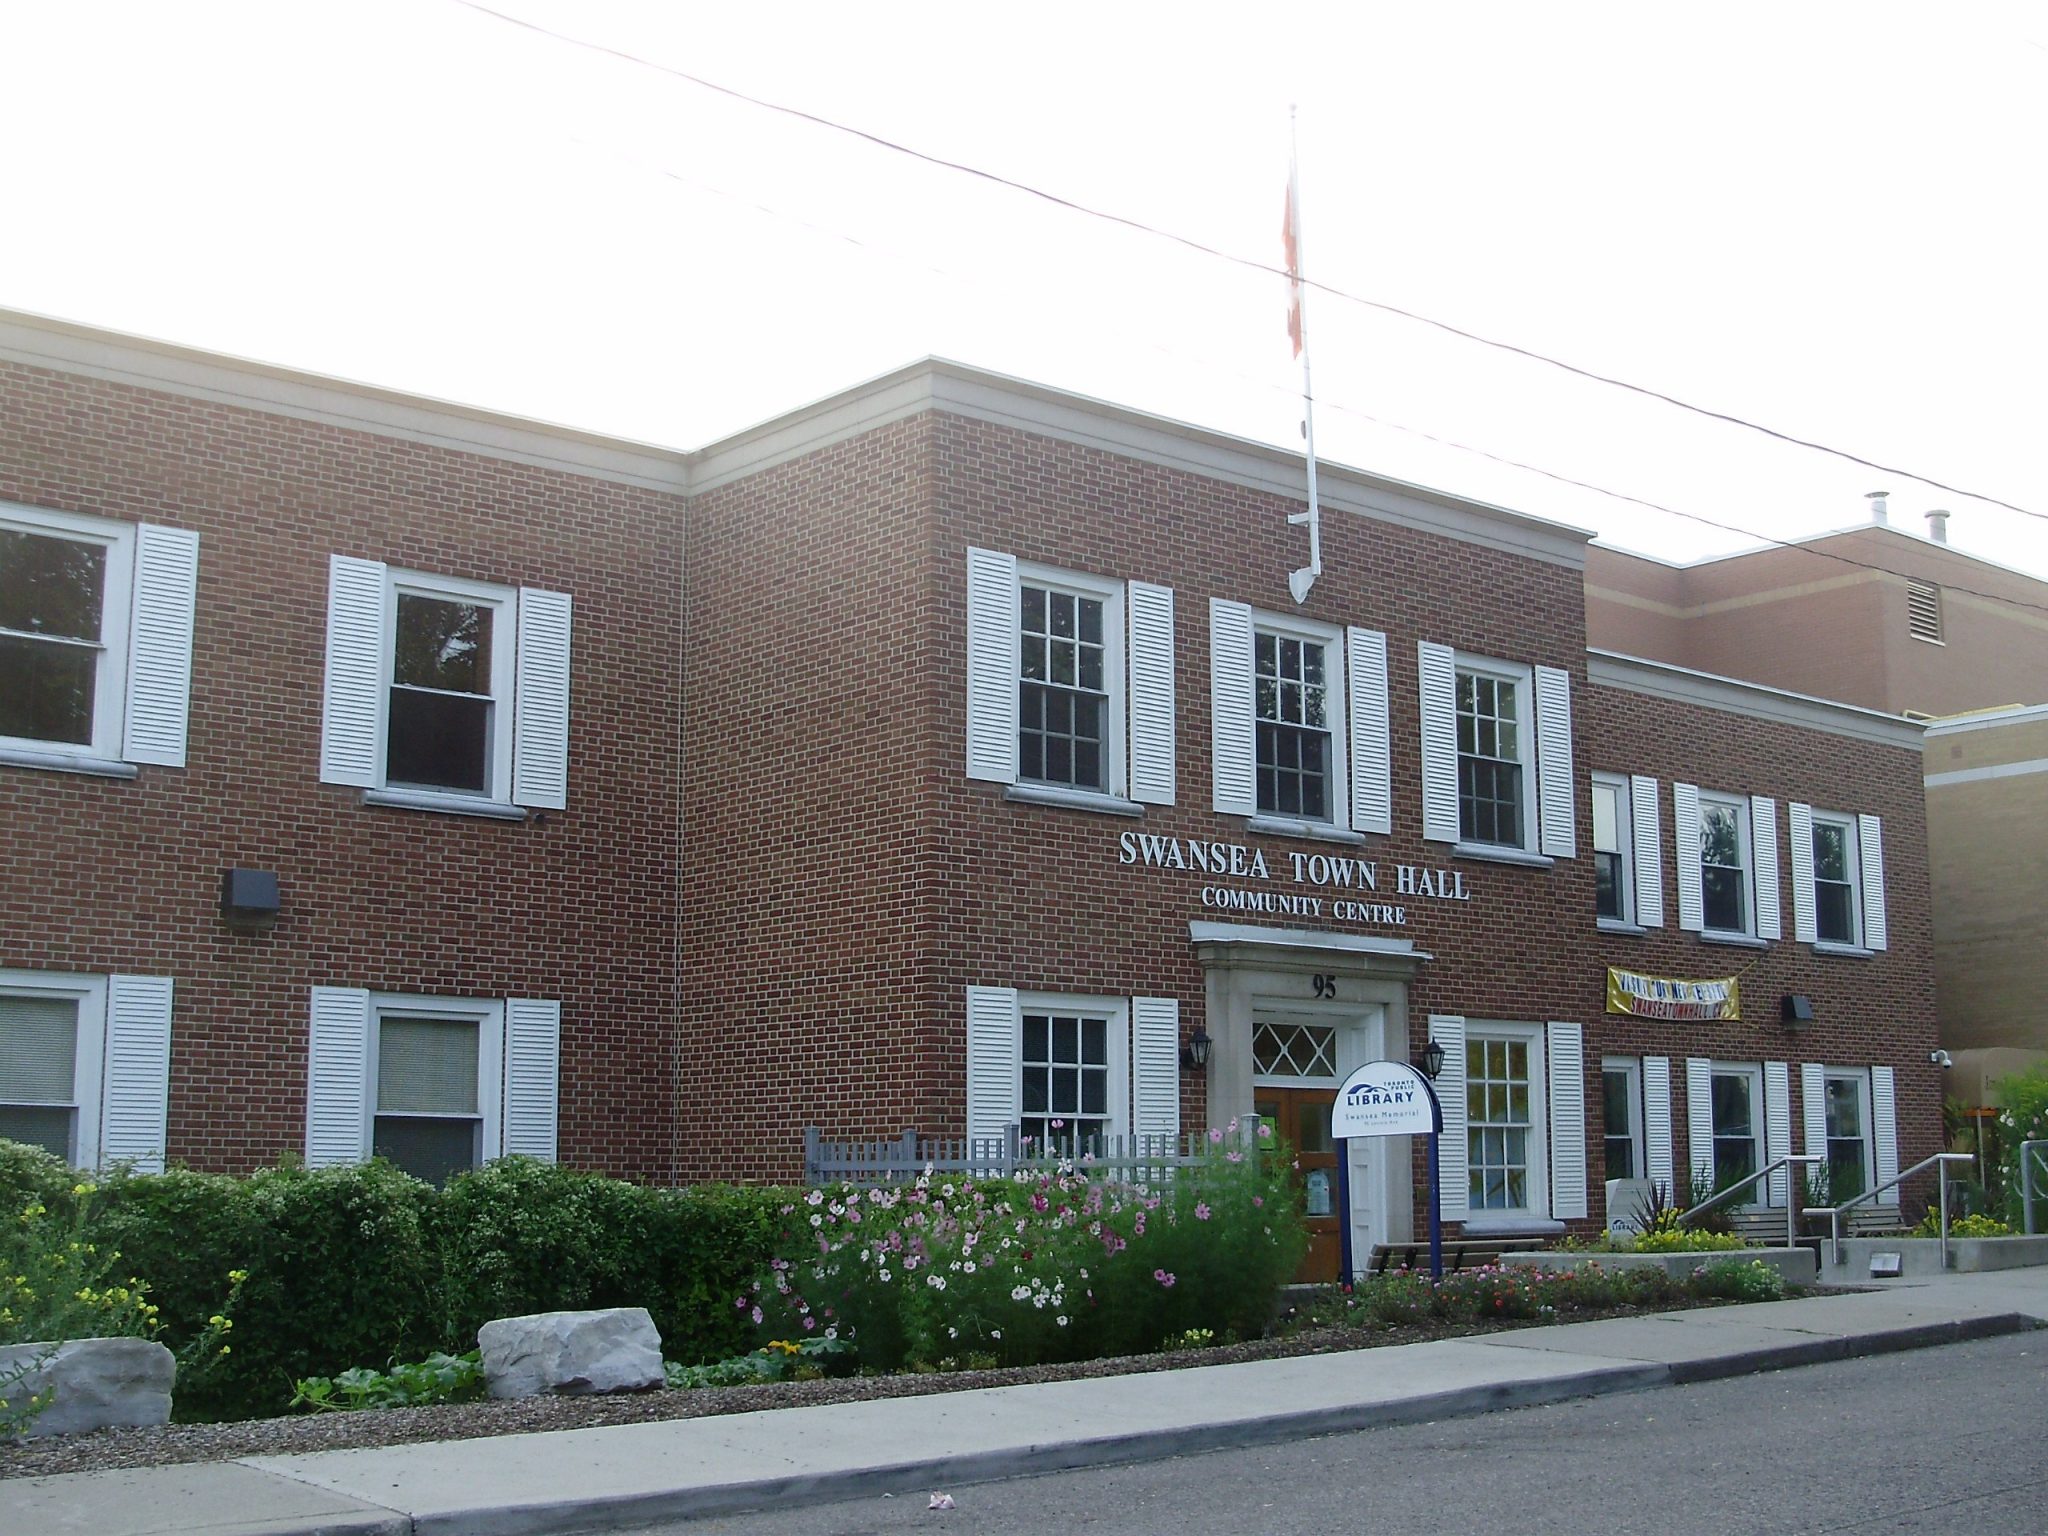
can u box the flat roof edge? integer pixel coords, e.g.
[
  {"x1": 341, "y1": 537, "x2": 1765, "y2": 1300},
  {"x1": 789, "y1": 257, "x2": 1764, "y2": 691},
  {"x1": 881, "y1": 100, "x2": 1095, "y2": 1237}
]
[{"x1": 1587, "y1": 649, "x2": 1925, "y2": 747}]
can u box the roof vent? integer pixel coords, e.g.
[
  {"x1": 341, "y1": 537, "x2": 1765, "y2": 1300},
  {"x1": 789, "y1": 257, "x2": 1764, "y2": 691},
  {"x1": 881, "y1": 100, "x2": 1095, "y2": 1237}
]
[
  {"x1": 1865, "y1": 489, "x2": 1890, "y2": 525},
  {"x1": 1925, "y1": 509, "x2": 1950, "y2": 544}
]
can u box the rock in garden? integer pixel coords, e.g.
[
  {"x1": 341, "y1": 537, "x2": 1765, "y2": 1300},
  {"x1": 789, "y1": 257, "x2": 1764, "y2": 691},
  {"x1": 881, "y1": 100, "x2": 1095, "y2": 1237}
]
[
  {"x1": 0, "y1": 1337, "x2": 176, "y2": 1439},
  {"x1": 477, "y1": 1307, "x2": 664, "y2": 1398}
]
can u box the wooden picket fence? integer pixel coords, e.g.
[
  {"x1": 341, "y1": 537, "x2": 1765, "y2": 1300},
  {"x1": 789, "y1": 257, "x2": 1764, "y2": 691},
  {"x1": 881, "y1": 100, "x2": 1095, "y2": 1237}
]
[{"x1": 802, "y1": 1124, "x2": 1261, "y2": 1186}]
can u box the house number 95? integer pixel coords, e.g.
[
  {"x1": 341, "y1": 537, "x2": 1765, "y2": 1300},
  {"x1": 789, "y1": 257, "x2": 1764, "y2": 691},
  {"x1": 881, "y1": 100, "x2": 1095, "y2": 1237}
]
[{"x1": 1311, "y1": 974, "x2": 1337, "y2": 998}]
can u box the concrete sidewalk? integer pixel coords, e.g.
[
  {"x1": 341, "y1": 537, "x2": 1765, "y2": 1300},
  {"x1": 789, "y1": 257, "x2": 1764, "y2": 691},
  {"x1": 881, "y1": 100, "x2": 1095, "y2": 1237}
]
[{"x1": 13, "y1": 1267, "x2": 2048, "y2": 1536}]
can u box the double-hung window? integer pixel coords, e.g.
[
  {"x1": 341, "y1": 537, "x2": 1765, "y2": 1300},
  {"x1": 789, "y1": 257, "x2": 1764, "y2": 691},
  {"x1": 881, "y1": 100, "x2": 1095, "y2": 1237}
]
[
  {"x1": 1601, "y1": 1057, "x2": 1644, "y2": 1181},
  {"x1": 1466, "y1": 1029, "x2": 1542, "y2": 1213},
  {"x1": 967, "y1": 550, "x2": 1175, "y2": 810},
  {"x1": 1418, "y1": 644, "x2": 1574, "y2": 859},
  {"x1": 1789, "y1": 804, "x2": 1888, "y2": 952},
  {"x1": 320, "y1": 556, "x2": 572, "y2": 816},
  {"x1": 1592, "y1": 775, "x2": 1630, "y2": 923},
  {"x1": 306, "y1": 988, "x2": 560, "y2": 1179},
  {"x1": 1, "y1": 502, "x2": 198, "y2": 776},
  {"x1": 1675, "y1": 786, "x2": 1781, "y2": 942},
  {"x1": 0, "y1": 970, "x2": 174, "y2": 1171},
  {"x1": 1686, "y1": 1060, "x2": 1767, "y2": 1204},
  {"x1": 1822, "y1": 1069, "x2": 1872, "y2": 1199},
  {"x1": 1210, "y1": 602, "x2": 1390, "y2": 837},
  {"x1": 1802, "y1": 1062, "x2": 1897, "y2": 1204},
  {"x1": 1431, "y1": 1016, "x2": 1587, "y2": 1224},
  {"x1": 965, "y1": 988, "x2": 1181, "y2": 1154}
]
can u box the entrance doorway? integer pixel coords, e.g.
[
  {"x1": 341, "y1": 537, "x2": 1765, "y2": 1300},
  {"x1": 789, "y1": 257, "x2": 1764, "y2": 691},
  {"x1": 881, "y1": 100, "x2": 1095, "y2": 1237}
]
[{"x1": 1255, "y1": 1084, "x2": 1339, "y2": 1283}]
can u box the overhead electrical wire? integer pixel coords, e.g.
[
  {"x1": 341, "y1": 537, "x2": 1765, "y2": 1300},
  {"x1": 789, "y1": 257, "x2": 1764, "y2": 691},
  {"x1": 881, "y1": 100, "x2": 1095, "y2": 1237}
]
[{"x1": 448, "y1": 0, "x2": 2043, "y2": 529}]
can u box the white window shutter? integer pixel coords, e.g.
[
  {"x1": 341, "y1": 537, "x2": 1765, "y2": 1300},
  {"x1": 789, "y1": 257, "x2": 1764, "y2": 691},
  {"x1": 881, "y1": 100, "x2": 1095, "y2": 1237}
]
[
  {"x1": 306, "y1": 987, "x2": 372, "y2": 1167},
  {"x1": 1751, "y1": 796, "x2": 1781, "y2": 941},
  {"x1": 1418, "y1": 642, "x2": 1459, "y2": 843},
  {"x1": 1685, "y1": 1057, "x2": 1714, "y2": 1192},
  {"x1": 1643, "y1": 1056, "x2": 1675, "y2": 1197},
  {"x1": 1630, "y1": 775, "x2": 1664, "y2": 927},
  {"x1": 1208, "y1": 600, "x2": 1257, "y2": 817},
  {"x1": 964, "y1": 986, "x2": 1021, "y2": 1148},
  {"x1": 1859, "y1": 815, "x2": 1888, "y2": 951},
  {"x1": 1346, "y1": 627, "x2": 1392, "y2": 835},
  {"x1": 965, "y1": 549, "x2": 1020, "y2": 784},
  {"x1": 320, "y1": 556, "x2": 387, "y2": 787},
  {"x1": 102, "y1": 975, "x2": 174, "y2": 1172},
  {"x1": 1789, "y1": 802, "x2": 1818, "y2": 944},
  {"x1": 1764, "y1": 1061, "x2": 1791, "y2": 1205},
  {"x1": 1547, "y1": 1022, "x2": 1587, "y2": 1220},
  {"x1": 1534, "y1": 665, "x2": 1576, "y2": 858},
  {"x1": 1801, "y1": 1063, "x2": 1827, "y2": 1164},
  {"x1": 1126, "y1": 582, "x2": 1176, "y2": 806},
  {"x1": 123, "y1": 525, "x2": 199, "y2": 768},
  {"x1": 1429, "y1": 1016, "x2": 1468, "y2": 1221},
  {"x1": 502, "y1": 998, "x2": 561, "y2": 1161},
  {"x1": 1673, "y1": 783, "x2": 1704, "y2": 931},
  {"x1": 512, "y1": 589, "x2": 573, "y2": 811},
  {"x1": 1131, "y1": 996, "x2": 1181, "y2": 1150},
  {"x1": 1871, "y1": 1065, "x2": 1899, "y2": 1191}
]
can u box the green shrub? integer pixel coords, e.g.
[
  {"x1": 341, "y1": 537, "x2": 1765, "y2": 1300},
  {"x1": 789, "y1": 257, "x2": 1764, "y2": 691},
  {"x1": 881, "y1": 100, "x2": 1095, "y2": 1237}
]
[
  {"x1": 1913, "y1": 1211, "x2": 2014, "y2": 1238},
  {"x1": 292, "y1": 1350, "x2": 484, "y2": 1412},
  {"x1": 1, "y1": 1182, "x2": 162, "y2": 1345},
  {"x1": 1995, "y1": 1066, "x2": 2048, "y2": 1225},
  {"x1": 1688, "y1": 1258, "x2": 1785, "y2": 1302},
  {"x1": 747, "y1": 1131, "x2": 1304, "y2": 1370},
  {"x1": 1628, "y1": 1226, "x2": 1747, "y2": 1253}
]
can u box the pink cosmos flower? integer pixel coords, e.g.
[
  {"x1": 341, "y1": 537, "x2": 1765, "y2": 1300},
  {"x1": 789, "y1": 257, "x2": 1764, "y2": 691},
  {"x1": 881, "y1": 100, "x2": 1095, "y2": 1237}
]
[
  {"x1": 1154, "y1": 1269, "x2": 1177, "y2": 1288},
  {"x1": 1195, "y1": 1203, "x2": 1212, "y2": 1220}
]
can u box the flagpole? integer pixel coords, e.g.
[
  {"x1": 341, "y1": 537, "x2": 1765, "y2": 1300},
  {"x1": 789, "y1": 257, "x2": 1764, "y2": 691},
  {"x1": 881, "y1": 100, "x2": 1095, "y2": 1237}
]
[{"x1": 1285, "y1": 107, "x2": 1321, "y2": 605}]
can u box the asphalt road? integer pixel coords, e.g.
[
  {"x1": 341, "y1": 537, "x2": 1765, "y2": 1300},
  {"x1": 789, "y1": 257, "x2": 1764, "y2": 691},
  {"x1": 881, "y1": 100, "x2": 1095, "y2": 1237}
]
[{"x1": 649, "y1": 1334, "x2": 2046, "y2": 1536}]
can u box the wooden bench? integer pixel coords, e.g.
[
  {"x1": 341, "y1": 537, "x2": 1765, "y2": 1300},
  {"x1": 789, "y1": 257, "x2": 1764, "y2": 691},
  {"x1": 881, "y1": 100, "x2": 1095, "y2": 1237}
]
[
  {"x1": 1364, "y1": 1238, "x2": 1539, "y2": 1275},
  {"x1": 1726, "y1": 1204, "x2": 1905, "y2": 1245}
]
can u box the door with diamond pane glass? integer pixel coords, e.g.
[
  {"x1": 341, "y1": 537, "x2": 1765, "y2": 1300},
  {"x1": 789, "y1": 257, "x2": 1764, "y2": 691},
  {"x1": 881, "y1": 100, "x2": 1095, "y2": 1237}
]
[{"x1": 1253, "y1": 1019, "x2": 1341, "y2": 1284}]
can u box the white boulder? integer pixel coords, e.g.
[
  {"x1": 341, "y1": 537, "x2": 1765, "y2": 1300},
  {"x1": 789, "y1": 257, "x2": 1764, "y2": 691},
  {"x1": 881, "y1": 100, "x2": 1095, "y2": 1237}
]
[
  {"x1": 477, "y1": 1307, "x2": 664, "y2": 1398},
  {"x1": 0, "y1": 1337, "x2": 176, "y2": 1438}
]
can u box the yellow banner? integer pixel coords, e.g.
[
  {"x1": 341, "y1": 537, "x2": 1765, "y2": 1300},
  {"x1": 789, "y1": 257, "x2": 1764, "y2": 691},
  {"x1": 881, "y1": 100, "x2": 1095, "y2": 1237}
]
[{"x1": 1605, "y1": 967, "x2": 1741, "y2": 1022}]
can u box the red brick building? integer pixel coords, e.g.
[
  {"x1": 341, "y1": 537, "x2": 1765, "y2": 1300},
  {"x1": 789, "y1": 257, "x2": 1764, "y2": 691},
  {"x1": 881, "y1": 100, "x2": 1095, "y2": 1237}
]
[{"x1": 2, "y1": 310, "x2": 1940, "y2": 1256}]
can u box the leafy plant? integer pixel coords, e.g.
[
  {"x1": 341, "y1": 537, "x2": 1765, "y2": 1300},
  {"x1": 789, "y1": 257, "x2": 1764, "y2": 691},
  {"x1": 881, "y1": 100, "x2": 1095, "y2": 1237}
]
[
  {"x1": 1912, "y1": 1211, "x2": 2014, "y2": 1238},
  {"x1": 1630, "y1": 1226, "x2": 1747, "y2": 1253},
  {"x1": 1, "y1": 1183, "x2": 162, "y2": 1346},
  {"x1": 291, "y1": 1350, "x2": 484, "y2": 1413},
  {"x1": 663, "y1": 1335, "x2": 853, "y2": 1389},
  {"x1": 1688, "y1": 1258, "x2": 1785, "y2": 1302}
]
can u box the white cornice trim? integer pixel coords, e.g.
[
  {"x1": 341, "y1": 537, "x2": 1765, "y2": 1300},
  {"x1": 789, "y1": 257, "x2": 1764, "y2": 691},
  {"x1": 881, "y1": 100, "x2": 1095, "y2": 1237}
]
[
  {"x1": 1923, "y1": 702, "x2": 2048, "y2": 736},
  {"x1": 0, "y1": 308, "x2": 691, "y2": 493},
  {"x1": 1925, "y1": 757, "x2": 2048, "y2": 788},
  {"x1": 693, "y1": 358, "x2": 1595, "y2": 568},
  {"x1": 1586, "y1": 649, "x2": 1924, "y2": 747}
]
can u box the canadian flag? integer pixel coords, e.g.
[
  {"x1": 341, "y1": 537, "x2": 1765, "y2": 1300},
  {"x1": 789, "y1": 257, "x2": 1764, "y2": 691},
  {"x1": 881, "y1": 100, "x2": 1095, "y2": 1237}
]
[{"x1": 1283, "y1": 164, "x2": 1304, "y2": 358}]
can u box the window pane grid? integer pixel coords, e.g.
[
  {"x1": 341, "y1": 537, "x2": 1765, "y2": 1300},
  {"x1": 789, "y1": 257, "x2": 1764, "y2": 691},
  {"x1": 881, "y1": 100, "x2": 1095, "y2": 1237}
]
[
  {"x1": 387, "y1": 593, "x2": 495, "y2": 793},
  {"x1": 1021, "y1": 1012, "x2": 1111, "y2": 1150},
  {"x1": 1813, "y1": 821, "x2": 1856, "y2": 943},
  {"x1": 1252, "y1": 1021, "x2": 1338, "y2": 1081},
  {"x1": 1466, "y1": 1035, "x2": 1532, "y2": 1211},
  {"x1": 1701, "y1": 802, "x2": 1748, "y2": 932},
  {"x1": 1, "y1": 527, "x2": 109, "y2": 747},
  {"x1": 1255, "y1": 632, "x2": 1330, "y2": 819},
  {"x1": 1457, "y1": 672, "x2": 1522, "y2": 845},
  {"x1": 1710, "y1": 1072, "x2": 1758, "y2": 1193},
  {"x1": 1018, "y1": 584, "x2": 1107, "y2": 791}
]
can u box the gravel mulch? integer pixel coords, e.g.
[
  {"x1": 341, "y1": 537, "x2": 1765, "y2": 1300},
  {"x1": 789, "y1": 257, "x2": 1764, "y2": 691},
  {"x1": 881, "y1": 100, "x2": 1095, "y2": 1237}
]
[{"x1": 0, "y1": 1298, "x2": 1745, "y2": 1481}]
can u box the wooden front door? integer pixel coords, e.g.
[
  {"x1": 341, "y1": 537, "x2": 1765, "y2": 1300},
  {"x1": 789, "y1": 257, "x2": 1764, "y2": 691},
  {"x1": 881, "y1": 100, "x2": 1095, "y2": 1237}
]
[{"x1": 1255, "y1": 1084, "x2": 1340, "y2": 1284}]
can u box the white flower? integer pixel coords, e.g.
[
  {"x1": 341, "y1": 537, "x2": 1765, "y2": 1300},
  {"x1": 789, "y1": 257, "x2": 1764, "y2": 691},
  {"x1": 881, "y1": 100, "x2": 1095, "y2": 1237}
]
[
  {"x1": 962, "y1": 1260, "x2": 977, "y2": 1274},
  {"x1": 806, "y1": 1190, "x2": 825, "y2": 1207},
  {"x1": 929, "y1": 1275, "x2": 948, "y2": 1290},
  {"x1": 810, "y1": 1214, "x2": 824, "y2": 1228},
  {"x1": 990, "y1": 1329, "x2": 1002, "y2": 1340},
  {"x1": 878, "y1": 1269, "x2": 892, "y2": 1282},
  {"x1": 1011, "y1": 1285, "x2": 1032, "y2": 1301},
  {"x1": 1056, "y1": 1315, "x2": 1069, "y2": 1327}
]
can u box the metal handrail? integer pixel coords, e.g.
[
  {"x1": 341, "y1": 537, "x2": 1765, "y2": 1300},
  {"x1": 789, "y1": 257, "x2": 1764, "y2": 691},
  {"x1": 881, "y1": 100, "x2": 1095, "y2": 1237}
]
[
  {"x1": 2021, "y1": 1140, "x2": 2048, "y2": 1237},
  {"x1": 1678, "y1": 1154, "x2": 1822, "y2": 1248},
  {"x1": 1816, "y1": 1151, "x2": 1974, "y2": 1266}
]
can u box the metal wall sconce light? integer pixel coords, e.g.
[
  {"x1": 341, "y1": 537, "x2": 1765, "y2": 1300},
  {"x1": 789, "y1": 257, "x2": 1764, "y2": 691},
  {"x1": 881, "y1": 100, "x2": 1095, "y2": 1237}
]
[
  {"x1": 1416, "y1": 1037, "x2": 1447, "y2": 1081},
  {"x1": 1181, "y1": 1024, "x2": 1212, "y2": 1072}
]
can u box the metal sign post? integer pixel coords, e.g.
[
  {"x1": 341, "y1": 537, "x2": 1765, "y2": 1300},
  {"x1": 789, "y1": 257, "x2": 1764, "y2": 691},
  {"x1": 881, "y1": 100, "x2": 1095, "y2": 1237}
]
[{"x1": 1331, "y1": 1059, "x2": 1446, "y2": 1283}]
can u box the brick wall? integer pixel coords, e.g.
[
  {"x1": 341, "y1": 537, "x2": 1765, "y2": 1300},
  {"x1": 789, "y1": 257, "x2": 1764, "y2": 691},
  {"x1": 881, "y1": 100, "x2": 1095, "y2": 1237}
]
[{"x1": 0, "y1": 358, "x2": 685, "y2": 1178}]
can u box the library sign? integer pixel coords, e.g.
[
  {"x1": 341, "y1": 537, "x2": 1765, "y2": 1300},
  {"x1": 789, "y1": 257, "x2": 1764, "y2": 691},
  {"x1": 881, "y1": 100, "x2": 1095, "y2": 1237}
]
[{"x1": 1114, "y1": 832, "x2": 1473, "y2": 929}]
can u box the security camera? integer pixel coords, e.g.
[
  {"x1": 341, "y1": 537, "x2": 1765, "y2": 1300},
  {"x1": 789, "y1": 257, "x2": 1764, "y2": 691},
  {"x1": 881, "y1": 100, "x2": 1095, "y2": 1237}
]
[{"x1": 1929, "y1": 1049, "x2": 1954, "y2": 1069}]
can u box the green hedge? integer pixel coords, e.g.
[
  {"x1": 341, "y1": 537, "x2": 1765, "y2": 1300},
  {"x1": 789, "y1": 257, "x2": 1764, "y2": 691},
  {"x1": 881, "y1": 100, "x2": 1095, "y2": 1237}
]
[{"x1": 0, "y1": 1144, "x2": 789, "y2": 1423}]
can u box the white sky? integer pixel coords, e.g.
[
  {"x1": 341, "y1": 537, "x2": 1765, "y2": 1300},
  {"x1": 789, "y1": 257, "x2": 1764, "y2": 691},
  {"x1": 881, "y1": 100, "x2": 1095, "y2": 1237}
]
[{"x1": 3, "y1": 1, "x2": 2044, "y2": 580}]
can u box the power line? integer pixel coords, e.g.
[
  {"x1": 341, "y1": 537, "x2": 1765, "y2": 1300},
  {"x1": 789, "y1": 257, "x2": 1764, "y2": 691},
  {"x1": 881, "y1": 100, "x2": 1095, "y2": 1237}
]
[{"x1": 449, "y1": 0, "x2": 2044, "y2": 527}]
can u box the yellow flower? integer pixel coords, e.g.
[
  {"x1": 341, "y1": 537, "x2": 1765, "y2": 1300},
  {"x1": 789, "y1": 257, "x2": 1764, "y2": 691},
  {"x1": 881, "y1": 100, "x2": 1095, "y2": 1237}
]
[{"x1": 228, "y1": 1270, "x2": 249, "y2": 1284}]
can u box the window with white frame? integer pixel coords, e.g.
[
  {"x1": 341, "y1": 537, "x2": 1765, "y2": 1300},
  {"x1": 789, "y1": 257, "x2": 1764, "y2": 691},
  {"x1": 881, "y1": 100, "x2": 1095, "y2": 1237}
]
[
  {"x1": 967, "y1": 550, "x2": 1174, "y2": 809},
  {"x1": 1, "y1": 502, "x2": 198, "y2": 774},
  {"x1": 1602, "y1": 1057, "x2": 1643, "y2": 1181},
  {"x1": 1418, "y1": 644, "x2": 1573, "y2": 858},
  {"x1": 0, "y1": 970, "x2": 173, "y2": 1171},
  {"x1": 1592, "y1": 775, "x2": 1632, "y2": 923},
  {"x1": 305, "y1": 988, "x2": 560, "y2": 1179},
  {"x1": 1790, "y1": 803, "x2": 1887, "y2": 952},
  {"x1": 1709, "y1": 1063, "x2": 1763, "y2": 1199},
  {"x1": 1698, "y1": 794, "x2": 1750, "y2": 935},
  {"x1": 1211, "y1": 602, "x2": 1391, "y2": 837},
  {"x1": 1457, "y1": 665, "x2": 1527, "y2": 847},
  {"x1": 1255, "y1": 626, "x2": 1334, "y2": 820},
  {"x1": 1810, "y1": 814, "x2": 1859, "y2": 945},
  {"x1": 1466, "y1": 1025, "x2": 1548, "y2": 1214},
  {"x1": 964, "y1": 988, "x2": 1180, "y2": 1154},
  {"x1": 320, "y1": 556, "x2": 572, "y2": 815},
  {"x1": 1823, "y1": 1069, "x2": 1873, "y2": 1198}
]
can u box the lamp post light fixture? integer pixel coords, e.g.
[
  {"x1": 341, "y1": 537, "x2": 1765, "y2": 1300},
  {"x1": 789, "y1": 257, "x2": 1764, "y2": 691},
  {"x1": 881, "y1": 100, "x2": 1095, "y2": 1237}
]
[
  {"x1": 1181, "y1": 1024, "x2": 1212, "y2": 1072},
  {"x1": 1417, "y1": 1037, "x2": 1446, "y2": 1081}
]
